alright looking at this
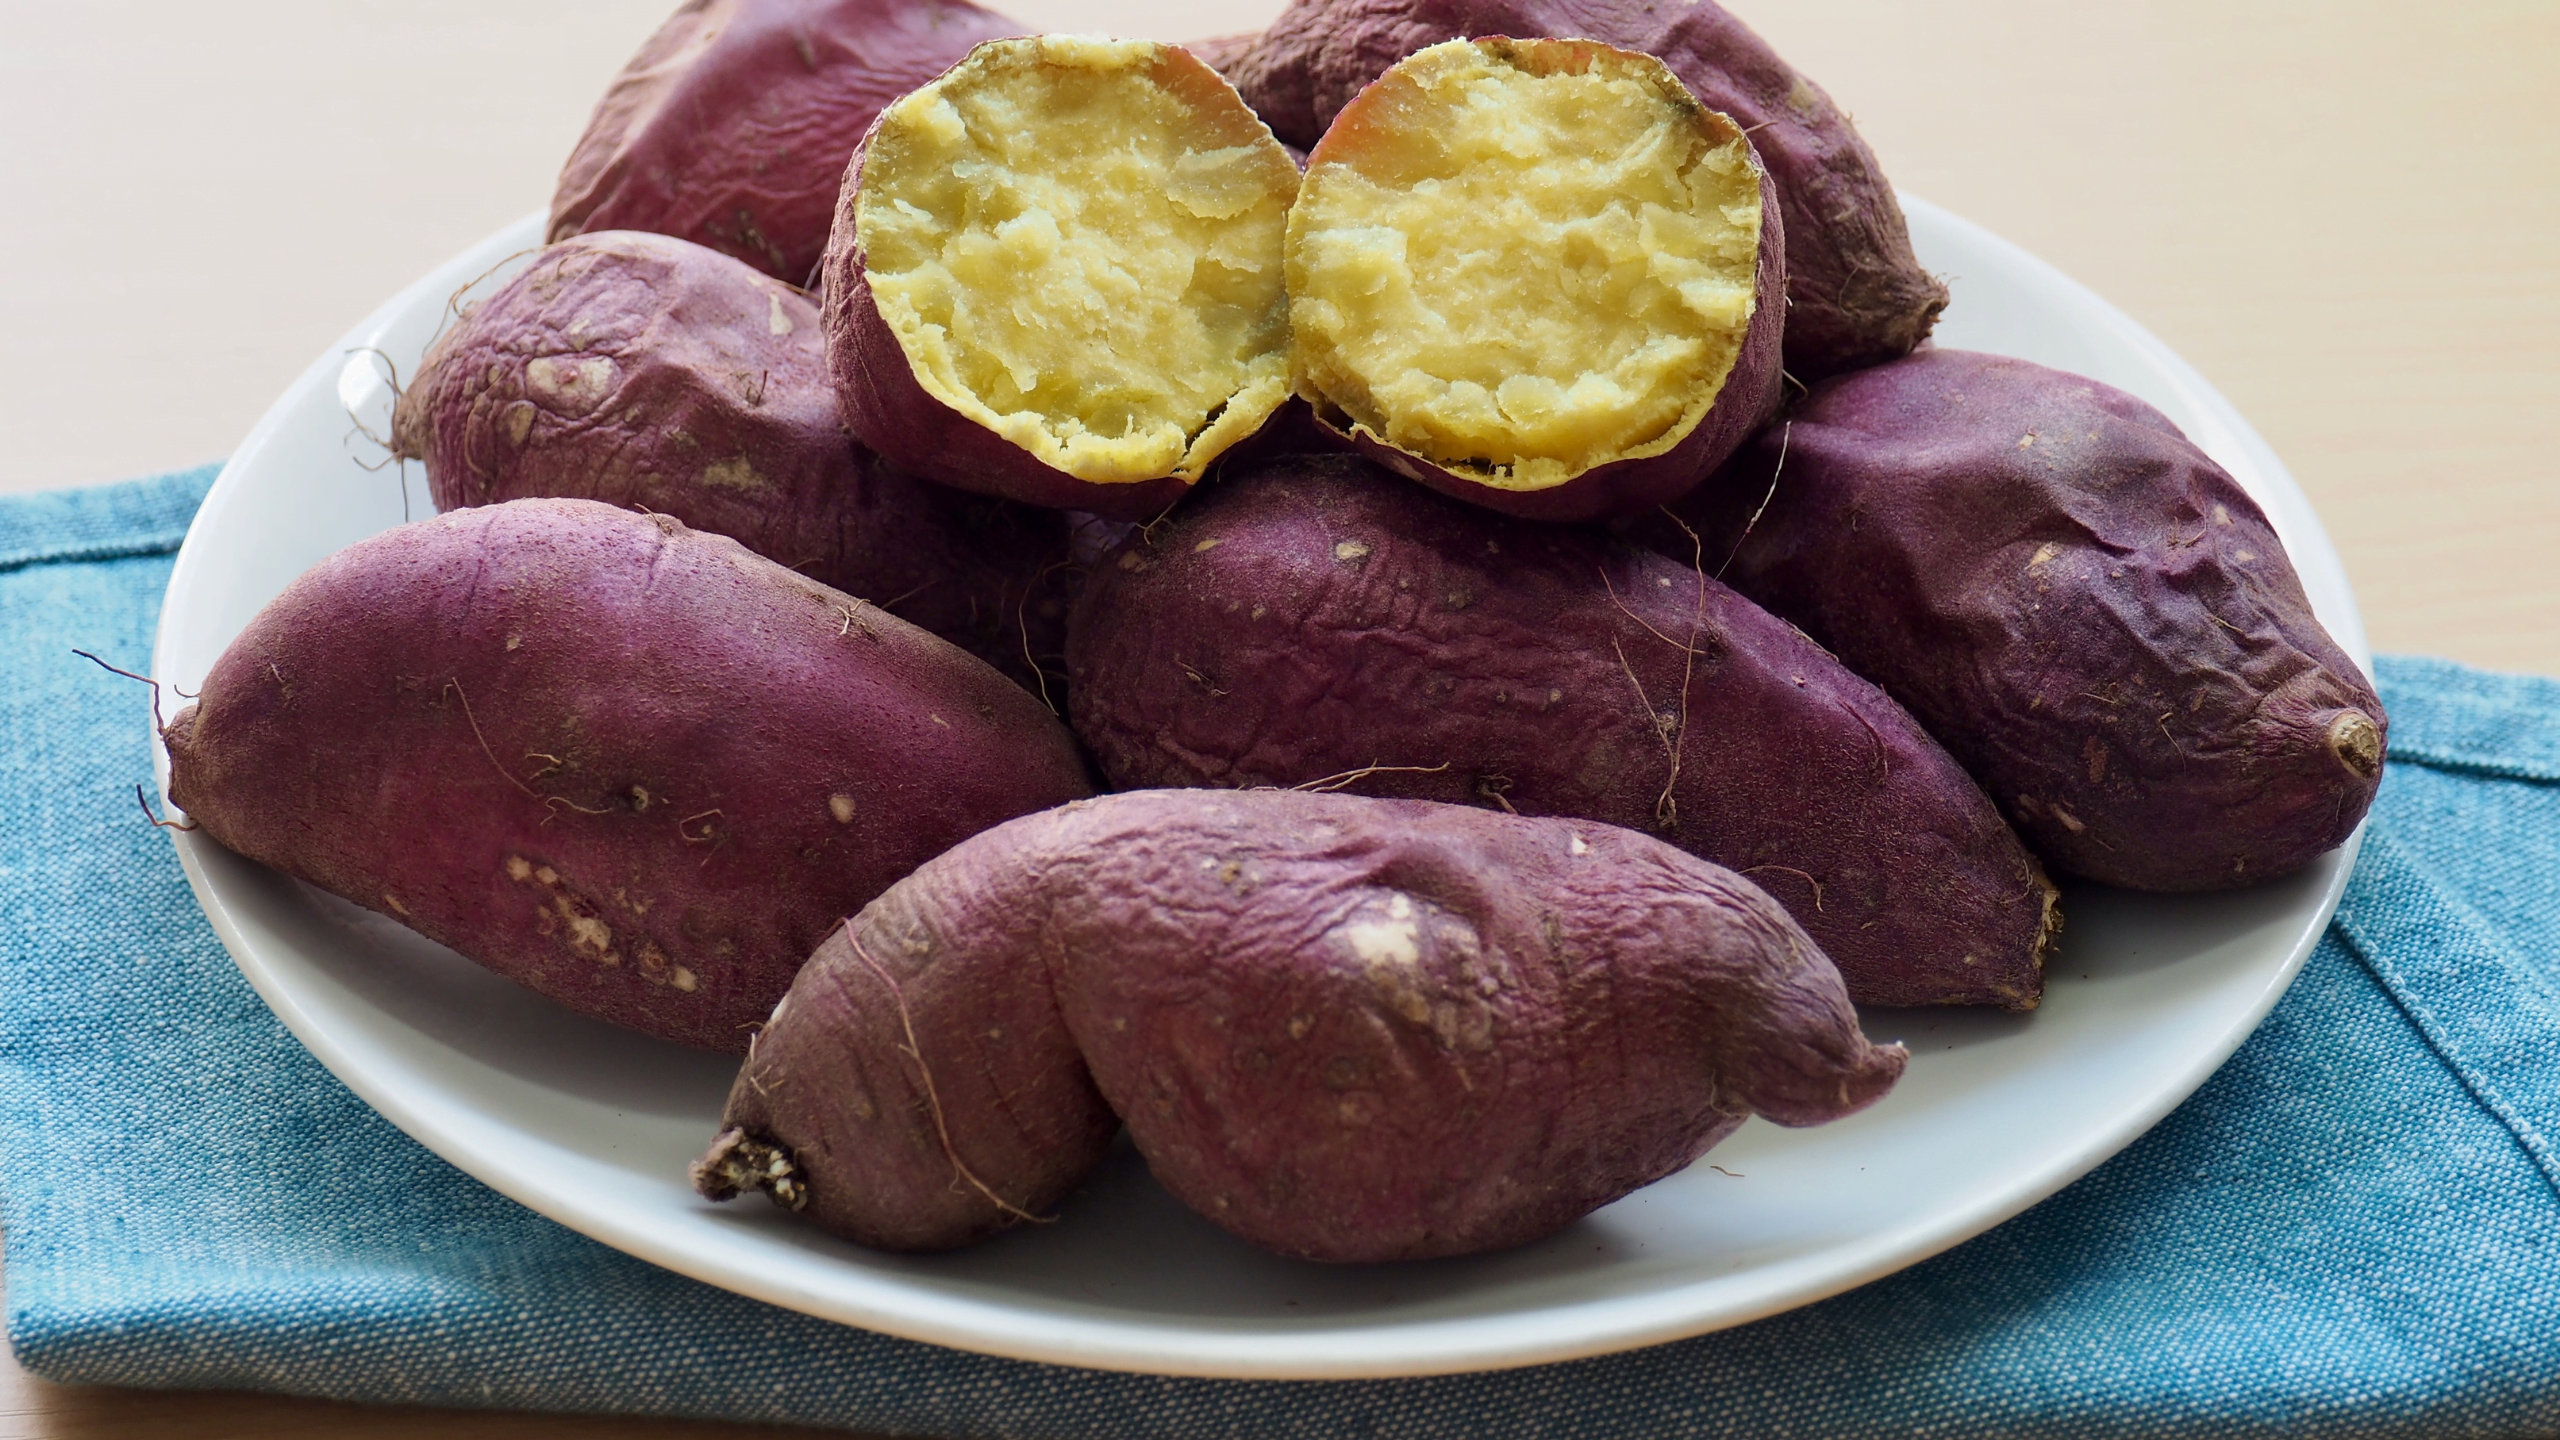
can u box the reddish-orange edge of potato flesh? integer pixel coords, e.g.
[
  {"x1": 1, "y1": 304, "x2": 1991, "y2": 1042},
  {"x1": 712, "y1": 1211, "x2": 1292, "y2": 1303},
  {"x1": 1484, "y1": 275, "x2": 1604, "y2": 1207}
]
[
  {"x1": 1286, "y1": 37, "x2": 1785, "y2": 522},
  {"x1": 823, "y1": 36, "x2": 1303, "y2": 519}
]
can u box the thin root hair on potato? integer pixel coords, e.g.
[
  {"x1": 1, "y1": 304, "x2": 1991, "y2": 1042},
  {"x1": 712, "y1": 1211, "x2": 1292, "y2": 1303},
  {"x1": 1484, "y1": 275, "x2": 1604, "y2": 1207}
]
[
  {"x1": 846, "y1": 927, "x2": 1055, "y2": 1227},
  {"x1": 73, "y1": 648, "x2": 170, "y2": 732}
]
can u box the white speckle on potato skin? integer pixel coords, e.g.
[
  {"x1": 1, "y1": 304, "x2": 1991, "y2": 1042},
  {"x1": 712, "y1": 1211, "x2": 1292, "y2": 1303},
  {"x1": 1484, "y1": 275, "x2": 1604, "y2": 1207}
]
[
  {"x1": 503, "y1": 402, "x2": 536, "y2": 447},
  {"x1": 383, "y1": 893, "x2": 409, "y2": 917},
  {"x1": 829, "y1": 793, "x2": 858, "y2": 825},
  {"x1": 1569, "y1": 834, "x2": 1590, "y2": 856},
  {"x1": 506, "y1": 855, "x2": 533, "y2": 882},
  {"x1": 525, "y1": 355, "x2": 616, "y2": 412},
  {"x1": 1333, "y1": 540, "x2": 1371, "y2": 562},
  {"x1": 700, "y1": 457, "x2": 769, "y2": 494},
  {"x1": 767, "y1": 291, "x2": 795, "y2": 336}
]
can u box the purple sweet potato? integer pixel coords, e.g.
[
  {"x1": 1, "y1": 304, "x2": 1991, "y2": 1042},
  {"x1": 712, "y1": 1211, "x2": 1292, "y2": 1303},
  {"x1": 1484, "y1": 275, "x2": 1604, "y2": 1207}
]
[
  {"x1": 693, "y1": 788, "x2": 1904, "y2": 1260},
  {"x1": 161, "y1": 498, "x2": 1093, "y2": 1052},
  {"x1": 1659, "y1": 348, "x2": 2386, "y2": 891},
  {"x1": 391, "y1": 231, "x2": 1074, "y2": 691},
  {"x1": 1066, "y1": 453, "x2": 2058, "y2": 1010},
  {"x1": 548, "y1": 0, "x2": 1023, "y2": 287},
  {"x1": 1285, "y1": 38, "x2": 1786, "y2": 522},
  {"x1": 822, "y1": 35, "x2": 1302, "y2": 518},
  {"x1": 1223, "y1": 0, "x2": 1946, "y2": 378}
]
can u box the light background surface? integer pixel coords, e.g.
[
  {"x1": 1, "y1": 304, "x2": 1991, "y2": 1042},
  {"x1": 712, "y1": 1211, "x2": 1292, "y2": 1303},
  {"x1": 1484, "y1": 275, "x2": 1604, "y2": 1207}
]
[{"x1": 2, "y1": 1, "x2": 2554, "y2": 1435}]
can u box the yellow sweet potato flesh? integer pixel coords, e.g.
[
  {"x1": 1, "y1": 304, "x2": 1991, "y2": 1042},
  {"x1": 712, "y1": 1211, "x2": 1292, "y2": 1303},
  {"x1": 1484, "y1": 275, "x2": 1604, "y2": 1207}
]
[
  {"x1": 1287, "y1": 39, "x2": 1764, "y2": 491},
  {"x1": 857, "y1": 36, "x2": 1299, "y2": 483}
]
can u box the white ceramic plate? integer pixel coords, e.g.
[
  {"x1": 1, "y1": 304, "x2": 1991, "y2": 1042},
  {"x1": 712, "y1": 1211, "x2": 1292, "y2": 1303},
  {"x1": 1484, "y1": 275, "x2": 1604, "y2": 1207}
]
[{"x1": 152, "y1": 200, "x2": 2369, "y2": 1380}]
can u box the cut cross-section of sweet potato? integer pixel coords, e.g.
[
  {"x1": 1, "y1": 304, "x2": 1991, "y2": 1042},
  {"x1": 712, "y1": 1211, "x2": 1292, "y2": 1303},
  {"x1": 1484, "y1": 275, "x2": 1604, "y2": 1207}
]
[
  {"x1": 1285, "y1": 37, "x2": 1785, "y2": 522},
  {"x1": 825, "y1": 35, "x2": 1303, "y2": 518}
]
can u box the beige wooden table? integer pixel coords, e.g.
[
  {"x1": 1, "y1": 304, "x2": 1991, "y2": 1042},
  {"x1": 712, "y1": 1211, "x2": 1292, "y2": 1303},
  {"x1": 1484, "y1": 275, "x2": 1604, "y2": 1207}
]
[{"x1": 3, "y1": 1, "x2": 2554, "y2": 1435}]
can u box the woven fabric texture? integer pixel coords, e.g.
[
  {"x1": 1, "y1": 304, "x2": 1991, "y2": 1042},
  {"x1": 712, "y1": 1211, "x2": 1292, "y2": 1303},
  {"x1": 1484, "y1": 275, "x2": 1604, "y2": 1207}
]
[{"x1": 3, "y1": 470, "x2": 2556, "y2": 1438}]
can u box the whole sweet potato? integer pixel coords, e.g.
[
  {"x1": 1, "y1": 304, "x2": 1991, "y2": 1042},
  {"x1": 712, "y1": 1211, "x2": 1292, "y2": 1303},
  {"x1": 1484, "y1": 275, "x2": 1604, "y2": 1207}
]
[
  {"x1": 1286, "y1": 38, "x2": 1786, "y2": 522},
  {"x1": 1223, "y1": 0, "x2": 1945, "y2": 378},
  {"x1": 1661, "y1": 349, "x2": 2386, "y2": 891},
  {"x1": 1066, "y1": 453, "x2": 2057, "y2": 1010},
  {"x1": 823, "y1": 35, "x2": 1303, "y2": 518},
  {"x1": 548, "y1": 0, "x2": 1023, "y2": 287},
  {"x1": 694, "y1": 788, "x2": 1904, "y2": 1260},
  {"x1": 162, "y1": 499, "x2": 1093, "y2": 1052},
  {"x1": 391, "y1": 231, "x2": 1074, "y2": 691}
]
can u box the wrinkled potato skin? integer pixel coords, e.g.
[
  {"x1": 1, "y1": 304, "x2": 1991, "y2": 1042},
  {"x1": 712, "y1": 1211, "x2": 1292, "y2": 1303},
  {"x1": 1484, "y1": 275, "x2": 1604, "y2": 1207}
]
[
  {"x1": 1067, "y1": 455, "x2": 2055, "y2": 1010},
  {"x1": 392, "y1": 233, "x2": 1074, "y2": 691},
  {"x1": 1663, "y1": 349, "x2": 2386, "y2": 890},
  {"x1": 162, "y1": 499, "x2": 1094, "y2": 1052},
  {"x1": 710, "y1": 789, "x2": 1904, "y2": 1260},
  {"x1": 1225, "y1": 0, "x2": 1945, "y2": 378},
  {"x1": 548, "y1": 0, "x2": 1022, "y2": 288}
]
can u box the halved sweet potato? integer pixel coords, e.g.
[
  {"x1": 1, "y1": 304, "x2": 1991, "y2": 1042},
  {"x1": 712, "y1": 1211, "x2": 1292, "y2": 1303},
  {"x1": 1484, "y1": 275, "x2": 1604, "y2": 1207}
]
[
  {"x1": 822, "y1": 35, "x2": 1302, "y2": 518},
  {"x1": 1287, "y1": 37, "x2": 1784, "y2": 522},
  {"x1": 1224, "y1": 0, "x2": 1947, "y2": 378}
]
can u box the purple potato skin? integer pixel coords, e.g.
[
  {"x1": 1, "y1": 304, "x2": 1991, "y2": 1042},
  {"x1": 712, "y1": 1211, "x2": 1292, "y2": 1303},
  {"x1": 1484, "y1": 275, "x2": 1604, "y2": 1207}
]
[
  {"x1": 1657, "y1": 349, "x2": 2387, "y2": 891},
  {"x1": 1066, "y1": 454, "x2": 2058, "y2": 1010},
  {"x1": 161, "y1": 499, "x2": 1094, "y2": 1053},
  {"x1": 1300, "y1": 63, "x2": 1788, "y2": 523},
  {"x1": 1223, "y1": 0, "x2": 1945, "y2": 379},
  {"x1": 695, "y1": 789, "x2": 1905, "y2": 1260},
  {"x1": 391, "y1": 232, "x2": 1074, "y2": 692},
  {"x1": 548, "y1": 0, "x2": 1024, "y2": 289}
]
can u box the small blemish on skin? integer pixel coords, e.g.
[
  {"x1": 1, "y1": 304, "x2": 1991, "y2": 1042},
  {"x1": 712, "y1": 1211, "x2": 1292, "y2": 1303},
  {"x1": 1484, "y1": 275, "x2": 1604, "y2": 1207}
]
[
  {"x1": 630, "y1": 785, "x2": 652, "y2": 811},
  {"x1": 929, "y1": 713, "x2": 949, "y2": 728},
  {"x1": 767, "y1": 291, "x2": 794, "y2": 335},
  {"x1": 1570, "y1": 834, "x2": 1590, "y2": 856},
  {"x1": 1117, "y1": 551, "x2": 1145, "y2": 571},
  {"x1": 2017, "y1": 432, "x2": 2036, "y2": 449},
  {"x1": 2029, "y1": 542, "x2": 2060, "y2": 567},
  {"x1": 1657, "y1": 576, "x2": 1673, "y2": 587},
  {"x1": 1250, "y1": 605, "x2": 1267, "y2": 620},
  {"x1": 506, "y1": 855, "x2": 533, "y2": 882},
  {"x1": 1962, "y1": 954, "x2": 1979, "y2": 966},
  {"x1": 2049, "y1": 805, "x2": 2087, "y2": 834},
  {"x1": 1334, "y1": 540, "x2": 1371, "y2": 562},
  {"x1": 1194, "y1": 537, "x2": 1222, "y2": 553},
  {"x1": 2234, "y1": 550, "x2": 2256, "y2": 563},
  {"x1": 829, "y1": 793, "x2": 857, "y2": 824},
  {"x1": 383, "y1": 893, "x2": 409, "y2": 917},
  {"x1": 670, "y1": 967, "x2": 698, "y2": 992},
  {"x1": 505, "y1": 634, "x2": 522, "y2": 651},
  {"x1": 1288, "y1": 1016, "x2": 1312, "y2": 1039},
  {"x1": 504, "y1": 403, "x2": 535, "y2": 447},
  {"x1": 534, "y1": 866, "x2": 559, "y2": 886},
  {"x1": 2213, "y1": 504, "x2": 2232, "y2": 525}
]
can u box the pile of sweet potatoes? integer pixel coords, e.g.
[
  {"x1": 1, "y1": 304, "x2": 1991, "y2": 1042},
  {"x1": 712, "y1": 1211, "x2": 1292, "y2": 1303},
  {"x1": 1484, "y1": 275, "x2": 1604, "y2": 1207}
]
[{"x1": 160, "y1": 0, "x2": 2384, "y2": 1267}]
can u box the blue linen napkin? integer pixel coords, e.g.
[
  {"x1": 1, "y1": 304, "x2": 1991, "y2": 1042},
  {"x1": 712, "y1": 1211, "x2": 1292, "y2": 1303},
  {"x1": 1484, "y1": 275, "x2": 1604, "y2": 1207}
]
[{"x1": 6, "y1": 468, "x2": 2559, "y2": 1439}]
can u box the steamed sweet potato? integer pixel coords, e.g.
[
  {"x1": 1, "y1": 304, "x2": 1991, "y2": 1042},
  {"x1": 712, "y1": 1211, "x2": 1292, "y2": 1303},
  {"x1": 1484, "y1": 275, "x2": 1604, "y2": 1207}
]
[
  {"x1": 1660, "y1": 349, "x2": 2386, "y2": 891},
  {"x1": 1222, "y1": 0, "x2": 1946, "y2": 378},
  {"x1": 1066, "y1": 453, "x2": 2058, "y2": 1010},
  {"x1": 390, "y1": 231, "x2": 1073, "y2": 690},
  {"x1": 694, "y1": 788, "x2": 1904, "y2": 1260},
  {"x1": 161, "y1": 499, "x2": 1093, "y2": 1052},
  {"x1": 823, "y1": 35, "x2": 1303, "y2": 518},
  {"x1": 1286, "y1": 38, "x2": 1785, "y2": 521},
  {"x1": 548, "y1": 0, "x2": 1023, "y2": 286}
]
